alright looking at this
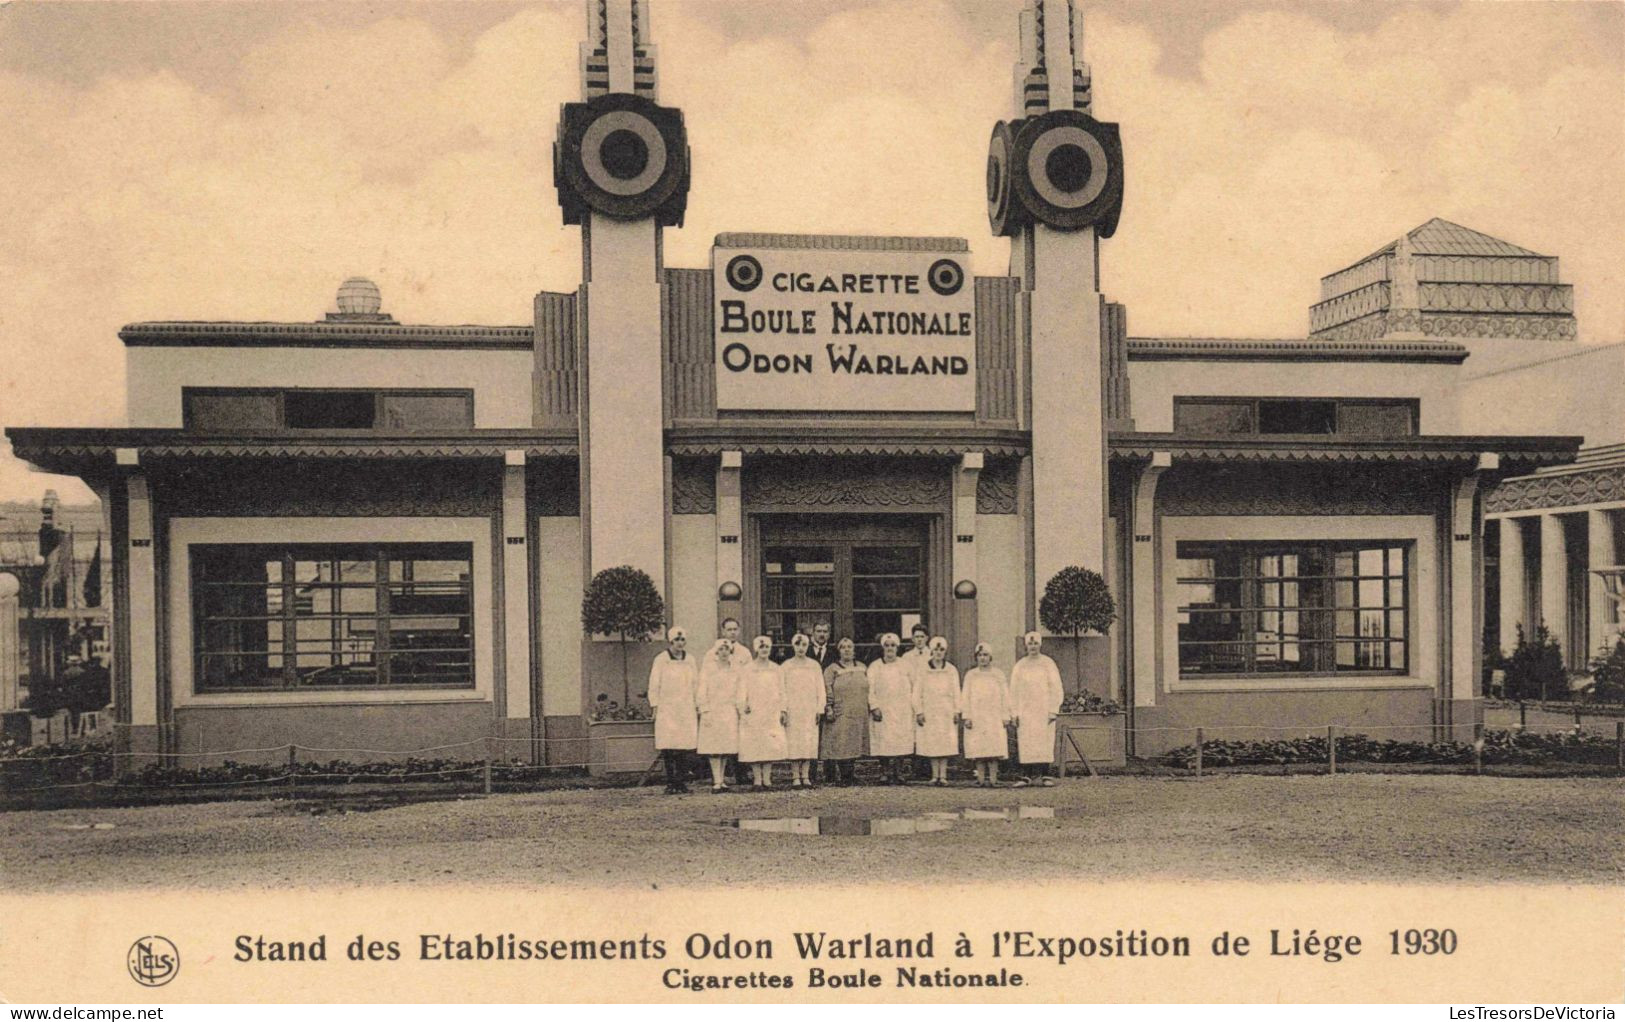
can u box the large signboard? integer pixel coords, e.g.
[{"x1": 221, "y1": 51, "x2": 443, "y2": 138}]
[{"x1": 712, "y1": 241, "x2": 977, "y2": 412}]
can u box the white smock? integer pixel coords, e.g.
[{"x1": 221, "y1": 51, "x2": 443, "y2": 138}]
[
  {"x1": 867, "y1": 657, "x2": 915, "y2": 757},
  {"x1": 647, "y1": 650, "x2": 699, "y2": 751},
  {"x1": 1009, "y1": 653, "x2": 1064, "y2": 764},
  {"x1": 736, "y1": 660, "x2": 787, "y2": 764},
  {"x1": 696, "y1": 642, "x2": 749, "y2": 755},
  {"x1": 912, "y1": 661, "x2": 961, "y2": 758},
  {"x1": 958, "y1": 665, "x2": 1011, "y2": 761},
  {"x1": 780, "y1": 655, "x2": 826, "y2": 761}
]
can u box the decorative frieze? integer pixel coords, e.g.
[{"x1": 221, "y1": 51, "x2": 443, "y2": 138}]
[
  {"x1": 154, "y1": 460, "x2": 501, "y2": 518},
  {"x1": 1157, "y1": 464, "x2": 1441, "y2": 517},
  {"x1": 670, "y1": 456, "x2": 717, "y2": 514},
  {"x1": 1484, "y1": 466, "x2": 1625, "y2": 514},
  {"x1": 975, "y1": 458, "x2": 1020, "y2": 514},
  {"x1": 743, "y1": 457, "x2": 949, "y2": 512}
]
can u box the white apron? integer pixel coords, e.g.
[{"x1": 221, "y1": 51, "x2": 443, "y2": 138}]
[
  {"x1": 736, "y1": 661, "x2": 787, "y2": 764},
  {"x1": 912, "y1": 663, "x2": 960, "y2": 758},
  {"x1": 1010, "y1": 653, "x2": 1064, "y2": 764},
  {"x1": 781, "y1": 656, "x2": 826, "y2": 761},
  {"x1": 867, "y1": 658, "x2": 915, "y2": 757},
  {"x1": 647, "y1": 650, "x2": 699, "y2": 750},
  {"x1": 696, "y1": 645, "x2": 747, "y2": 755},
  {"x1": 958, "y1": 666, "x2": 1010, "y2": 761}
]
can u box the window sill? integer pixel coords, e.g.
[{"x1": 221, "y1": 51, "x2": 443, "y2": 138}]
[
  {"x1": 1167, "y1": 675, "x2": 1432, "y2": 694},
  {"x1": 177, "y1": 688, "x2": 486, "y2": 709}
]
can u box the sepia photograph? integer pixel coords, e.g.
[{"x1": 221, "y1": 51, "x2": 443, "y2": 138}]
[{"x1": 0, "y1": 0, "x2": 1620, "y2": 1006}]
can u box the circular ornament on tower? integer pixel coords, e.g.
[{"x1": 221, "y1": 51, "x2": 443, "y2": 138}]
[
  {"x1": 554, "y1": 93, "x2": 690, "y2": 226},
  {"x1": 986, "y1": 119, "x2": 1029, "y2": 237},
  {"x1": 1009, "y1": 109, "x2": 1123, "y2": 236}
]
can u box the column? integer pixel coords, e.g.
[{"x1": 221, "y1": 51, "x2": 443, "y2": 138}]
[
  {"x1": 501, "y1": 452, "x2": 532, "y2": 730},
  {"x1": 1131, "y1": 453, "x2": 1170, "y2": 708},
  {"x1": 581, "y1": 217, "x2": 665, "y2": 588},
  {"x1": 1448, "y1": 469, "x2": 1483, "y2": 717},
  {"x1": 119, "y1": 450, "x2": 159, "y2": 753},
  {"x1": 1498, "y1": 517, "x2": 1527, "y2": 653},
  {"x1": 1539, "y1": 513, "x2": 1568, "y2": 646},
  {"x1": 715, "y1": 451, "x2": 743, "y2": 628},
  {"x1": 951, "y1": 454, "x2": 983, "y2": 669},
  {"x1": 1589, "y1": 509, "x2": 1620, "y2": 652}
]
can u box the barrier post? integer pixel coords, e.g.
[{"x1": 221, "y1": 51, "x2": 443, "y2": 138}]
[
  {"x1": 483, "y1": 737, "x2": 493, "y2": 796},
  {"x1": 1615, "y1": 722, "x2": 1623, "y2": 773},
  {"x1": 1194, "y1": 727, "x2": 1204, "y2": 780},
  {"x1": 286, "y1": 744, "x2": 297, "y2": 797},
  {"x1": 1575, "y1": 706, "x2": 1583, "y2": 728},
  {"x1": 1327, "y1": 725, "x2": 1336, "y2": 776},
  {"x1": 1473, "y1": 723, "x2": 1483, "y2": 776},
  {"x1": 1519, "y1": 701, "x2": 1527, "y2": 730}
]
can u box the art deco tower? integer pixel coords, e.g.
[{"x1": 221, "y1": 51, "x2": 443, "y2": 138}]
[
  {"x1": 987, "y1": 0, "x2": 1125, "y2": 607},
  {"x1": 554, "y1": 0, "x2": 690, "y2": 590}
]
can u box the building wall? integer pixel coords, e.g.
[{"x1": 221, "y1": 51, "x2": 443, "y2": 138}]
[
  {"x1": 126, "y1": 346, "x2": 536, "y2": 428},
  {"x1": 536, "y1": 516, "x2": 583, "y2": 721},
  {"x1": 669, "y1": 513, "x2": 717, "y2": 639},
  {"x1": 1130, "y1": 511, "x2": 1443, "y2": 757},
  {"x1": 164, "y1": 515, "x2": 497, "y2": 758},
  {"x1": 1127, "y1": 358, "x2": 1461, "y2": 433},
  {"x1": 1461, "y1": 342, "x2": 1625, "y2": 446},
  {"x1": 974, "y1": 512, "x2": 1027, "y2": 674}
]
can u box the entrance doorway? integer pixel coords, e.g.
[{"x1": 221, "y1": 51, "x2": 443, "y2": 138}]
[{"x1": 758, "y1": 515, "x2": 928, "y2": 663}]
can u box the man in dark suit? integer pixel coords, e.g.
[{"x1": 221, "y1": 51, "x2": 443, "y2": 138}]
[{"x1": 806, "y1": 620, "x2": 836, "y2": 671}]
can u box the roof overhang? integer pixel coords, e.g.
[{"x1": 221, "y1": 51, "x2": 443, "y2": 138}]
[
  {"x1": 1108, "y1": 432, "x2": 1582, "y2": 470},
  {"x1": 5, "y1": 427, "x2": 579, "y2": 478},
  {"x1": 666, "y1": 424, "x2": 1028, "y2": 458}
]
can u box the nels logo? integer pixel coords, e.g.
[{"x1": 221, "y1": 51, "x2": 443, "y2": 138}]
[{"x1": 127, "y1": 936, "x2": 179, "y2": 987}]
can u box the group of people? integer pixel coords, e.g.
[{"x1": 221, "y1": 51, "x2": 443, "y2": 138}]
[{"x1": 645, "y1": 618, "x2": 1067, "y2": 794}]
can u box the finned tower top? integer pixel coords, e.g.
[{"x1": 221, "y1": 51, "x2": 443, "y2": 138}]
[
  {"x1": 581, "y1": 0, "x2": 658, "y2": 99},
  {"x1": 1015, "y1": 0, "x2": 1092, "y2": 116}
]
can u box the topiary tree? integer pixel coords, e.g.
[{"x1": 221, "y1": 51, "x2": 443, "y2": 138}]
[
  {"x1": 1503, "y1": 624, "x2": 1566, "y2": 702},
  {"x1": 1038, "y1": 565, "x2": 1117, "y2": 695},
  {"x1": 1586, "y1": 637, "x2": 1625, "y2": 704},
  {"x1": 581, "y1": 565, "x2": 666, "y2": 707}
]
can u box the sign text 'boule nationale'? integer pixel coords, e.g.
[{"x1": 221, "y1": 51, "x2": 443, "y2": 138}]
[{"x1": 712, "y1": 242, "x2": 977, "y2": 412}]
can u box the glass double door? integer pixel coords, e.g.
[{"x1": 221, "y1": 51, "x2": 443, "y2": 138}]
[{"x1": 760, "y1": 516, "x2": 926, "y2": 664}]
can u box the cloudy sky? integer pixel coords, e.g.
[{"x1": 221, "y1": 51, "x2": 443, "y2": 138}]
[{"x1": 1, "y1": 0, "x2": 1620, "y2": 502}]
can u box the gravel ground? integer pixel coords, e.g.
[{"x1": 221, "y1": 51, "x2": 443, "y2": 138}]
[{"x1": 1, "y1": 774, "x2": 1620, "y2": 891}]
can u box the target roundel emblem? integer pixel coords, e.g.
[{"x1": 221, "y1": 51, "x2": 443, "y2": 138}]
[
  {"x1": 725, "y1": 254, "x2": 763, "y2": 292},
  {"x1": 1009, "y1": 109, "x2": 1124, "y2": 236},
  {"x1": 927, "y1": 258, "x2": 965, "y2": 297},
  {"x1": 986, "y1": 119, "x2": 1029, "y2": 237},
  {"x1": 555, "y1": 93, "x2": 690, "y2": 225}
]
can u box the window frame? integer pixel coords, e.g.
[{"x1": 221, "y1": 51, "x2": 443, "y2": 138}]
[
  {"x1": 182, "y1": 387, "x2": 475, "y2": 433},
  {"x1": 1173, "y1": 539, "x2": 1411, "y2": 680},
  {"x1": 189, "y1": 541, "x2": 476, "y2": 694},
  {"x1": 1171, "y1": 396, "x2": 1419, "y2": 437}
]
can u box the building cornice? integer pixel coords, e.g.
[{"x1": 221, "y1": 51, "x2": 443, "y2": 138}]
[
  {"x1": 4, "y1": 427, "x2": 578, "y2": 475},
  {"x1": 120, "y1": 322, "x2": 534, "y2": 350},
  {"x1": 1126, "y1": 337, "x2": 1469, "y2": 364},
  {"x1": 713, "y1": 233, "x2": 969, "y2": 253},
  {"x1": 1108, "y1": 431, "x2": 1580, "y2": 468},
  {"x1": 666, "y1": 423, "x2": 1028, "y2": 458}
]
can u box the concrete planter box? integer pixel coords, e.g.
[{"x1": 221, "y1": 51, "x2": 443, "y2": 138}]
[
  {"x1": 1054, "y1": 711, "x2": 1126, "y2": 770},
  {"x1": 586, "y1": 719, "x2": 657, "y2": 777}
]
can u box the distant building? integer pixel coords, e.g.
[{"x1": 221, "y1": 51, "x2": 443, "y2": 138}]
[{"x1": 0, "y1": 490, "x2": 109, "y2": 709}]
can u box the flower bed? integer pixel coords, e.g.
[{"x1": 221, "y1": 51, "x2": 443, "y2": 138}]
[
  {"x1": 1162, "y1": 729, "x2": 1619, "y2": 770},
  {"x1": 0, "y1": 736, "x2": 116, "y2": 790}
]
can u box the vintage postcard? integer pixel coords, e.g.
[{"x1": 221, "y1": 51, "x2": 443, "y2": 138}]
[{"x1": 0, "y1": 0, "x2": 1620, "y2": 1006}]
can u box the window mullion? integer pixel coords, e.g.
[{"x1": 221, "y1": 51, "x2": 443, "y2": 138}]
[
  {"x1": 376, "y1": 549, "x2": 391, "y2": 686},
  {"x1": 281, "y1": 552, "x2": 296, "y2": 688}
]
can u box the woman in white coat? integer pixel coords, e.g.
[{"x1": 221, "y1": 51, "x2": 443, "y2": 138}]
[
  {"x1": 1009, "y1": 631, "x2": 1064, "y2": 787},
  {"x1": 958, "y1": 641, "x2": 1011, "y2": 787},
  {"x1": 736, "y1": 636, "x2": 788, "y2": 789},
  {"x1": 867, "y1": 633, "x2": 915, "y2": 785},
  {"x1": 780, "y1": 632, "x2": 826, "y2": 788},
  {"x1": 647, "y1": 626, "x2": 699, "y2": 794},
  {"x1": 912, "y1": 636, "x2": 960, "y2": 785},
  {"x1": 697, "y1": 631, "x2": 746, "y2": 793}
]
